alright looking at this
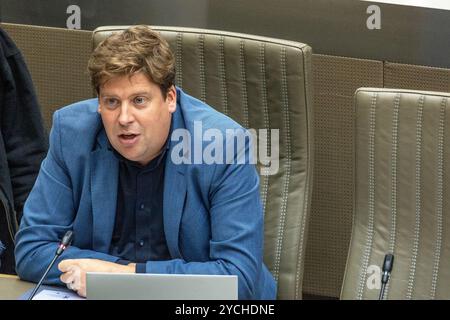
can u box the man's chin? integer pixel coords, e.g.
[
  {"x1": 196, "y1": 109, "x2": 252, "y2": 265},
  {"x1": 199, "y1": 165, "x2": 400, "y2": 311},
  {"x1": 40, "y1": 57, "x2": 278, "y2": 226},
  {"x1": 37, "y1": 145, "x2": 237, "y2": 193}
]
[
  {"x1": 114, "y1": 147, "x2": 139, "y2": 161},
  {"x1": 121, "y1": 152, "x2": 140, "y2": 162}
]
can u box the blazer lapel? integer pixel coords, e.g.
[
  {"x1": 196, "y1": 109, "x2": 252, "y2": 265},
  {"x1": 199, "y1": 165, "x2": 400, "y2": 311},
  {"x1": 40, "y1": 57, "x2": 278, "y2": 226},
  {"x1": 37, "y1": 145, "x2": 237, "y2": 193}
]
[
  {"x1": 163, "y1": 95, "x2": 187, "y2": 259},
  {"x1": 163, "y1": 158, "x2": 186, "y2": 259},
  {"x1": 90, "y1": 130, "x2": 119, "y2": 253}
]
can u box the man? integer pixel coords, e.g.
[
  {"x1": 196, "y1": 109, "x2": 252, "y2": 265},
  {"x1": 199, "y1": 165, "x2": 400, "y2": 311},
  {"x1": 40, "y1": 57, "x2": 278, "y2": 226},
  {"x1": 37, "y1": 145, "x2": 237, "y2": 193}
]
[
  {"x1": 15, "y1": 26, "x2": 276, "y2": 299},
  {"x1": 0, "y1": 27, "x2": 48, "y2": 274}
]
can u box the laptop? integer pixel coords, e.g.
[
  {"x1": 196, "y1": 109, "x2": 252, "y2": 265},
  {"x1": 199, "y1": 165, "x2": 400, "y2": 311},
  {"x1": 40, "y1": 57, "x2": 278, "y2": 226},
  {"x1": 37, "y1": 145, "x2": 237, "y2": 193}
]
[{"x1": 86, "y1": 272, "x2": 238, "y2": 300}]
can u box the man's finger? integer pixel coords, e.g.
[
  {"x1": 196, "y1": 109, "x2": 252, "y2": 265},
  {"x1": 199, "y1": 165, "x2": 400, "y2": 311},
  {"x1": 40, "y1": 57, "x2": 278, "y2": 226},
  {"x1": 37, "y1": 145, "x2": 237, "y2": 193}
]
[
  {"x1": 60, "y1": 270, "x2": 74, "y2": 284},
  {"x1": 58, "y1": 259, "x2": 76, "y2": 272}
]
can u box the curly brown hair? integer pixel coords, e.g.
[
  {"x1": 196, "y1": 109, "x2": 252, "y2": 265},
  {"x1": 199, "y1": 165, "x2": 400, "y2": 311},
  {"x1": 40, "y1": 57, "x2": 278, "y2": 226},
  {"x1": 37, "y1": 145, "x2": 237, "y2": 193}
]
[{"x1": 88, "y1": 25, "x2": 175, "y2": 97}]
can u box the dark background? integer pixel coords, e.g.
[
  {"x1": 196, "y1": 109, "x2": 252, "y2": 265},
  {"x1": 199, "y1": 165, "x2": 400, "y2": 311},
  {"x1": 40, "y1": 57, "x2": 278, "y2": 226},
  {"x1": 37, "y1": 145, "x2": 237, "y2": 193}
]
[{"x1": 0, "y1": 0, "x2": 449, "y2": 68}]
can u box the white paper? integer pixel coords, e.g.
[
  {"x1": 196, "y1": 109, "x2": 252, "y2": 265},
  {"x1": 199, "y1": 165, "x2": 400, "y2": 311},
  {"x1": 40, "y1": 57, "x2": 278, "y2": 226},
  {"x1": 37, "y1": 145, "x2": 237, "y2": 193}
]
[{"x1": 32, "y1": 289, "x2": 85, "y2": 300}]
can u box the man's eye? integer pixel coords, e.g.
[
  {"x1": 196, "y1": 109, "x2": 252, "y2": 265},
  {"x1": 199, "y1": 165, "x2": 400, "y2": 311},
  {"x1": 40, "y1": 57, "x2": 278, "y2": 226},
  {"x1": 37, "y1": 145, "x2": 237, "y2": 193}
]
[
  {"x1": 104, "y1": 98, "x2": 119, "y2": 108},
  {"x1": 134, "y1": 96, "x2": 147, "y2": 105}
]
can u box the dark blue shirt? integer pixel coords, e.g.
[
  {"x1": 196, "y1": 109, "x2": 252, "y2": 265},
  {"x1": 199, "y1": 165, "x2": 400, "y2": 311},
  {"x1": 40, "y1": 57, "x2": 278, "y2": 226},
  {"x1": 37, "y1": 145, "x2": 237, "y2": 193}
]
[{"x1": 108, "y1": 140, "x2": 171, "y2": 273}]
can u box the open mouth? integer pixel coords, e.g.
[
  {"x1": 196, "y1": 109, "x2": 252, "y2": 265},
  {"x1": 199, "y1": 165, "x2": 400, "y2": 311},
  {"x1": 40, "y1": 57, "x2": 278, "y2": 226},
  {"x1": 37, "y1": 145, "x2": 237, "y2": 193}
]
[{"x1": 118, "y1": 133, "x2": 139, "y2": 145}]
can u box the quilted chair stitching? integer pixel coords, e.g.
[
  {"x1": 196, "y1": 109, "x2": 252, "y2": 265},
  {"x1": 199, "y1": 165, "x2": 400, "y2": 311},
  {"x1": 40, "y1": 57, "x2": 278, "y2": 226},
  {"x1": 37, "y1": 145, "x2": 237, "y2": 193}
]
[
  {"x1": 198, "y1": 34, "x2": 206, "y2": 102},
  {"x1": 430, "y1": 97, "x2": 446, "y2": 299},
  {"x1": 385, "y1": 93, "x2": 401, "y2": 298},
  {"x1": 258, "y1": 43, "x2": 270, "y2": 222},
  {"x1": 357, "y1": 92, "x2": 378, "y2": 300},
  {"x1": 218, "y1": 36, "x2": 228, "y2": 115},
  {"x1": 239, "y1": 40, "x2": 249, "y2": 129},
  {"x1": 406, "y1": 95, "x2": 425, "y2": 299},
  {"x1": 176, "y1": 32, "x2": 183, "y2": 88},
  {"x1": 273, "y1": 46, "x2": 291, "y2": 284}
]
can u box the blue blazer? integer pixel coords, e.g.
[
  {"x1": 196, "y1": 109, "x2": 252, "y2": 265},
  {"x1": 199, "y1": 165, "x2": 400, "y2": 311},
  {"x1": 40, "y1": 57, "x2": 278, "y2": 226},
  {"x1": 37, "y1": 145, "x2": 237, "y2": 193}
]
[{"x1": 15, "y1": 88, "x2": 276, "y2": 299}]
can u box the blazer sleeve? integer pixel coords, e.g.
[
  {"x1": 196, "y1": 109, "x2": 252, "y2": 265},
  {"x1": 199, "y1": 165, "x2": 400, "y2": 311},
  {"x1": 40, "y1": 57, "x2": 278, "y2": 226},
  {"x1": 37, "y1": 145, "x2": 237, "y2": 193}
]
[
  {"x1": 144, "y1": 131, "x2": 264, "y2": 300},
  {"x1": 15, "y1": 111, "x2": 120, "y2": 285}
]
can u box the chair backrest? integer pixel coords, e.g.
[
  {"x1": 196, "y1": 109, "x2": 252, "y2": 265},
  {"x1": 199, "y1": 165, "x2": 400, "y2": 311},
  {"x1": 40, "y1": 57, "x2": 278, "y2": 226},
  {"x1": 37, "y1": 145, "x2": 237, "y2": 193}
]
[
  {"x1": 93, "y1": 26, "x2": 314, "y2": 299},
  {"x1": 341, "y1": 87, "x2": 450, "y2": 299}
]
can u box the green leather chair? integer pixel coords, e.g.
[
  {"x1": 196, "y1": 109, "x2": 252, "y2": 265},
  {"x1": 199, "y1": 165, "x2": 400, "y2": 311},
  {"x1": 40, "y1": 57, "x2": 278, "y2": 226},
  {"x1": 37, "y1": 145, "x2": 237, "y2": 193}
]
[
  {"x1": 341, "y1": 88, "x2": 450, "y2": 299},
  {"x1": 93, "y1": 26, "x2": 314, "y2": 299}
]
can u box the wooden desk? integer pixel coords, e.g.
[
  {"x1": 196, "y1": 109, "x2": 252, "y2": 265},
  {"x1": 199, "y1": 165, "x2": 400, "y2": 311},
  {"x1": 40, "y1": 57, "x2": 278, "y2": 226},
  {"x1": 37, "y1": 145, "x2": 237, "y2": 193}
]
[{"x1": 0, "y1": 274, "x2": 34, "y2": 300}]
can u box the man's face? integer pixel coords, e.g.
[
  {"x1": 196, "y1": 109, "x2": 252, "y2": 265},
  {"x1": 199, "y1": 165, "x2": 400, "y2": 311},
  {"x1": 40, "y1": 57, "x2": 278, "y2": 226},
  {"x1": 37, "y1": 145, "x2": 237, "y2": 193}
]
[{"x1": 98, "y1": 73, "x2": 176, "y2": 165}]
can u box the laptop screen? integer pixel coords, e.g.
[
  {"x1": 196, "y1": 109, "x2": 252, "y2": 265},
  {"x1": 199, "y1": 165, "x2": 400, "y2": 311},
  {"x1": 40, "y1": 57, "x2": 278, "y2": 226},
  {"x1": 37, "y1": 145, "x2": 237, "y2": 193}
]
[{"x1": 86, "y1": 273, "x2": 238, "y2": 300}]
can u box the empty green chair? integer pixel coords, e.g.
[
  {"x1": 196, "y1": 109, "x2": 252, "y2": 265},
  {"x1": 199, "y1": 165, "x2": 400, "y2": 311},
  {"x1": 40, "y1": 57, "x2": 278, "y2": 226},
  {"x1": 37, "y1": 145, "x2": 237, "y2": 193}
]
[{"x1": 342, "y1": 88, "x2": 450, "y2": 299}]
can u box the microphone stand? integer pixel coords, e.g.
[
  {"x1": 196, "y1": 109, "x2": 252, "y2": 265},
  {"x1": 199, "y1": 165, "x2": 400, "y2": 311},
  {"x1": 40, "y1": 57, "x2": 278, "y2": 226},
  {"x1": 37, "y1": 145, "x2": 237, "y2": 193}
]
[
  {"x1": 28, "y1": 230, "x2": 74, "y2": 300},
  {"x1": 28, "y1": 255, "x2": 59, "y2": 300}
]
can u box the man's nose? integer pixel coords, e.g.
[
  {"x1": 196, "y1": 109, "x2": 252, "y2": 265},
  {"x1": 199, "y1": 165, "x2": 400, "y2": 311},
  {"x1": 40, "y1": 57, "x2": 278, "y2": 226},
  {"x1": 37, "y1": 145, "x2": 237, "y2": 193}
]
[{"x1": 118, "y1": 103, "x2": 135, "y2": 125}]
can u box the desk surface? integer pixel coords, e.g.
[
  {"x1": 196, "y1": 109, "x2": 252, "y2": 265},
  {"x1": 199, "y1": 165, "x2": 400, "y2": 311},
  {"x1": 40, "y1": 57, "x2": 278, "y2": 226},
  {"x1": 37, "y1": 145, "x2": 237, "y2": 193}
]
[{"x1": 0, "y1": 274, "x2": 34, "y2": 300}]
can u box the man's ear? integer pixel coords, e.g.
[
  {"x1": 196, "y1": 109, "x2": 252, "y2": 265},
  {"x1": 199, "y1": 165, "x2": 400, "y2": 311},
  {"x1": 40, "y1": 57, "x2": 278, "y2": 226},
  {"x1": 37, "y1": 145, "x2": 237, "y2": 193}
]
[{"x1": 166, "y1": 86, "x2": 177, "y2": 113}]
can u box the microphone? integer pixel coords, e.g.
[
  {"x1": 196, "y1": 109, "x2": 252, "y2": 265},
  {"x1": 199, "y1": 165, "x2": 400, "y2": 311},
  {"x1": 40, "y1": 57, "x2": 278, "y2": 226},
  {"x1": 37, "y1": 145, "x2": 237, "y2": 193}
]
[
  {"x1": 28, "y1": 230, "x2": 74, "y2": 300},
  {"x1": 378, "y1": 253, "x2": 394, "y2": 300}
]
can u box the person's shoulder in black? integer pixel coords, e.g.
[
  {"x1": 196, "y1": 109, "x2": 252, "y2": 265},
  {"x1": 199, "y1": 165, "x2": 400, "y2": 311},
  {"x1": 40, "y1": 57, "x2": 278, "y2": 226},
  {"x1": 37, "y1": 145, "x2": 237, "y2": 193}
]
[{"x1": 0, "y1": 27, "x2": 48, "y2": 274}]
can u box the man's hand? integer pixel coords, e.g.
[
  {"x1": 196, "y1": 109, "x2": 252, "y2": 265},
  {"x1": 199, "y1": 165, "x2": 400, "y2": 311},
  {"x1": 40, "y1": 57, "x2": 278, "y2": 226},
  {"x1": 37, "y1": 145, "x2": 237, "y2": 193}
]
[{"x1": 58, "y1": 259, "x2": 136, "y2": 297}]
